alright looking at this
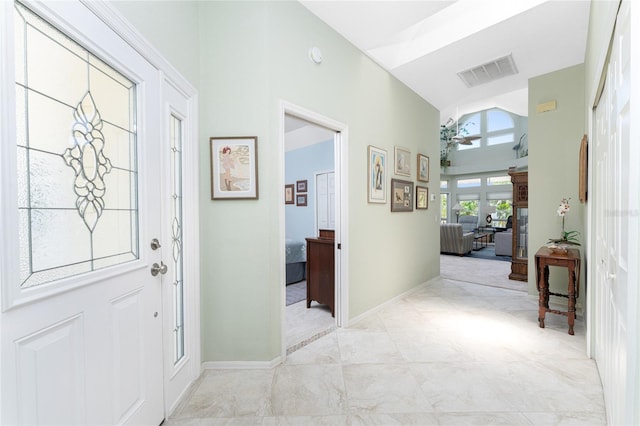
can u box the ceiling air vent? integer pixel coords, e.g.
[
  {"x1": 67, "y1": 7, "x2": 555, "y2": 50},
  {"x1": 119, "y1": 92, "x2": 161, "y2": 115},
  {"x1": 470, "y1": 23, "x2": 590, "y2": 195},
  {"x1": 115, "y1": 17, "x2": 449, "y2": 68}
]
[{"x1": 457, "y1": 54, "x2": 518, "y2": 88}]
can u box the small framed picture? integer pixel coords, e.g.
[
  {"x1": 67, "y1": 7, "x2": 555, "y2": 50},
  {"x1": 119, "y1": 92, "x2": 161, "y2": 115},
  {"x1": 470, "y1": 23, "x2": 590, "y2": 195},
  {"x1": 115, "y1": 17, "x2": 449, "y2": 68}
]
[
  {"x1": 210, "y1": 136, "x2": 258, "y2": 200},
  {"x1": 394, "y1": 146, "x2": 411, "y2": 177},
  {"x1": 367, "y1": 145, "x2": 387, "y2": 204},
  {"x1": 284, "y1": 184, "x2": 295, "y2": 204},
  {"x1": 296, "y1": 180, "x2": 308, "y2": 193},
  {"x1": 416, "y1": 186, "x2": 428, "y2": 209},
  {"x1": 296, "y1": 193, "x2": 307, "y2": 206},
  {"x1": 391, "y1": 178, "x2": 413, "y2": 212},
  {"x1": 417, "y1": 153, "x2": 429, "y2": 182}
]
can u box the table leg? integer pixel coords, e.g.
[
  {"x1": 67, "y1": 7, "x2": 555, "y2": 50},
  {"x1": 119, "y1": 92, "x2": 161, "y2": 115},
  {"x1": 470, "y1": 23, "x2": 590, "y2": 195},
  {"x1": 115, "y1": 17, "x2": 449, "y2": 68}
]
[
  {"x1": 567, "y1": 266, "x2": 576, "y2": 335},
  {"x1": 537, "y1": 263, "x2": 548, "y2": 328}
]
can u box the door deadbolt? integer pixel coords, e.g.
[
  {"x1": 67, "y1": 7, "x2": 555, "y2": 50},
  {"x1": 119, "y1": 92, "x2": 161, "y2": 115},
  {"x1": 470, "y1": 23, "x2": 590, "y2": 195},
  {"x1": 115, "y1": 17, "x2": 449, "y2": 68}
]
[
  {"x1": 150, "y1": 238, "x2": 161, "y2": 250},
  {"x1": 150, "y1": 261, "x2": 168, "y2": 276}
]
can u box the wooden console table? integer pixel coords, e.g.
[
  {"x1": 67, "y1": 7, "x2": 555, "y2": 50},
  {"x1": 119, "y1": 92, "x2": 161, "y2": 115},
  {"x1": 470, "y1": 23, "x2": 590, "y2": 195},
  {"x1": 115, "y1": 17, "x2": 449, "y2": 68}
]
[{"x1": 534, "y1": 246, "x2": 581, "y2": 335}]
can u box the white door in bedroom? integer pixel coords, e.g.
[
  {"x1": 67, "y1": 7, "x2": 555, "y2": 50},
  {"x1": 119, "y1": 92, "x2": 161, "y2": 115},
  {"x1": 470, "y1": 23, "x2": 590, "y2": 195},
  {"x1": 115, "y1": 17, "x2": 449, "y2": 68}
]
[
  {"x1": 1, "y1": 1, "x2": 164, "y2": 424},
  {"x1": 592, "y1": 1, "x2": 638, "y2": 424},
  {"x1": 316, "y1": 171, "x2": 335, "y2": 234}
]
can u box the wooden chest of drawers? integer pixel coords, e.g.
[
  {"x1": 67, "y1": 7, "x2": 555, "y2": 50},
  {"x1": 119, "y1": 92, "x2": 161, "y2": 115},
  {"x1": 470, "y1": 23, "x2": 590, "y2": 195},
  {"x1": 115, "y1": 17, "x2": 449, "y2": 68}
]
[{"x1": 305, "y1": 230, "x2": 335, "y2": 317}]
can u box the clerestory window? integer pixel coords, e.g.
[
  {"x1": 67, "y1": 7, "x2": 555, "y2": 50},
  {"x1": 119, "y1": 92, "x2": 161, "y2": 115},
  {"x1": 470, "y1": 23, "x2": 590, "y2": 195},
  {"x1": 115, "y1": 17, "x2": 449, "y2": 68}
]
[{"x1": 457, "y1": 108, "x2": 516, "y2": 150}]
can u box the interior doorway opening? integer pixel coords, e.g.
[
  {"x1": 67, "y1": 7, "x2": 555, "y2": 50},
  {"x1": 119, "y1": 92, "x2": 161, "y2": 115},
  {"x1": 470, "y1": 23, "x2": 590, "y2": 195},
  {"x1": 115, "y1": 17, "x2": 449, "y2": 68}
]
[{"x1": 280, "y1": 103, "x2": 347, "y2": 356}]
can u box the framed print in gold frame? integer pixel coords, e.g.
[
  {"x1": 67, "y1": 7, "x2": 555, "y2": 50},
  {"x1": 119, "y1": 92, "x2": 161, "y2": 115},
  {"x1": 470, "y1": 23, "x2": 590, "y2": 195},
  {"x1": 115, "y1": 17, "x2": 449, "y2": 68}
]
[
  {"x1": 394, "y1": 146, "x2": 411, "y2": 177},
  {"x1": 367, "y1": 145, "x2": 387, "y2": 203},
  {"x1": 210, "y1": 136, "x2": 258, "y2": 199},
  {"x1": 416, "y1": 186, "x2": 428, "y2": 209},
  {"x1": 417, "y1": 153, "x2": 429, "y2": 182}
]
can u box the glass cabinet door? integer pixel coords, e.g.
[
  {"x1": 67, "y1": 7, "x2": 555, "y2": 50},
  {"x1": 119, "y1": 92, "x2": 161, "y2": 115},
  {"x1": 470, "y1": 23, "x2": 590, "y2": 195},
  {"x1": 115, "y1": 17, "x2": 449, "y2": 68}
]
[{"x1": 515, "y1": 207, "x2": 528, "y2": 259}]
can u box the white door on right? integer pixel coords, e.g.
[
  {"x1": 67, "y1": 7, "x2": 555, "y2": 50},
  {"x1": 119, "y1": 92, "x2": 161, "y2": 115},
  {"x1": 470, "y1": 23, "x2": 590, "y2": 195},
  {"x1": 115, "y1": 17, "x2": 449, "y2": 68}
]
[{"x1": 592, "y1": 1, "x2": 638, "y2": 424}]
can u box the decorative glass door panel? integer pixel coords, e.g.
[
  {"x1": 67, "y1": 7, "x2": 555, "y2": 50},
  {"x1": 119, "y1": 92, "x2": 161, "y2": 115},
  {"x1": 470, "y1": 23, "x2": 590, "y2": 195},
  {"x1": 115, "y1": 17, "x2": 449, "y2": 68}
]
[
  {"x1": 170, "y1": 114, "x2": 184, "y2": 364},
  {"x1": 15, "y1": 2, "x2": 138, "y2": 288}
]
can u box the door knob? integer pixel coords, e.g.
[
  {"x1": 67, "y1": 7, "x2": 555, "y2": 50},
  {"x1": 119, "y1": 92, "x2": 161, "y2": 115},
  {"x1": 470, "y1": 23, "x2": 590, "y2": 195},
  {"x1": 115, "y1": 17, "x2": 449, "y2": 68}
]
[{"x1": 151, "y1": 261, "x2": 168, "y2": 276}]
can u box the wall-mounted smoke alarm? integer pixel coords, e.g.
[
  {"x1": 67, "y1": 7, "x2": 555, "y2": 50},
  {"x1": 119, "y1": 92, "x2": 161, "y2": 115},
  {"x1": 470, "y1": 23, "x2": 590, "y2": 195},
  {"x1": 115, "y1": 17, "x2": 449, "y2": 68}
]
[{"x1": 309, "y1": 47, "x2": 323, "y2": 64}]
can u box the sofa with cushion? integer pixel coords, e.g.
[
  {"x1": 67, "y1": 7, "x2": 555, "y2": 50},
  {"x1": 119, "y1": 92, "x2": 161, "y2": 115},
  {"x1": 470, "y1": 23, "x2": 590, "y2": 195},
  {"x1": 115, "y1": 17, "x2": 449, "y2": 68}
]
[
  {"x1": 458, "y1": 215, "x2": 479, "y2": 234},
  {"x1": 440, "y1": 223, "x2": 474, "y2": 256}
]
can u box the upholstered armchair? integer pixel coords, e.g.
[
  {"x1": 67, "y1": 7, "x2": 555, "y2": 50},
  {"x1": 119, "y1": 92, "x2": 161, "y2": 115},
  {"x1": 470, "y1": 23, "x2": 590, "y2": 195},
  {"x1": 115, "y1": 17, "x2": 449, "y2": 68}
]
[
  {"x1": 458, "y1": 215, "x2": 479, "y2": 233},
  {"x1": 440, "y1": 223, "x2": 474, "y2": 256},
  {"x1": 494, "y1": 229, "x2": 512, "y2": 256}
]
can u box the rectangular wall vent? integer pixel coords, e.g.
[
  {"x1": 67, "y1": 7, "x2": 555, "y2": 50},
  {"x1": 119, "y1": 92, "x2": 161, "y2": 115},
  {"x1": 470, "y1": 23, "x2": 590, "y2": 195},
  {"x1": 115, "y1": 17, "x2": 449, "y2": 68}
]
[{"x1": 457, "y1": 54, "x2": 518, "y2": 88}]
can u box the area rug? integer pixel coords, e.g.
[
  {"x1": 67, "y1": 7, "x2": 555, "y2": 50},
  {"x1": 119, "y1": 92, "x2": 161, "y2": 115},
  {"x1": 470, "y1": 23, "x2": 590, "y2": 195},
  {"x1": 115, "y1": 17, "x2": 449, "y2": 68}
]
[
  {"x1": 440, "y1": 254, "x2": 527, "y2": 292},
  {"x1": 286, "y1": 281, "x2": 306, "y2": 306},
  {"x1": 467, "y1": 245, "x2": 511, "y2": 262}
]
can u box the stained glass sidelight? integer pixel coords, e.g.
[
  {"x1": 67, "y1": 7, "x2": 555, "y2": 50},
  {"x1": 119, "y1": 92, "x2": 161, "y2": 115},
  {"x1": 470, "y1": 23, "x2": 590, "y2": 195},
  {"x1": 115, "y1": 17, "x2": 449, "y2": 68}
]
[
  {"x1": 15, "y1": 2, "x2": 138, "y2": 288},
  {"x1": 170, "y1": 115, "x2": 185, "y2": 363}
]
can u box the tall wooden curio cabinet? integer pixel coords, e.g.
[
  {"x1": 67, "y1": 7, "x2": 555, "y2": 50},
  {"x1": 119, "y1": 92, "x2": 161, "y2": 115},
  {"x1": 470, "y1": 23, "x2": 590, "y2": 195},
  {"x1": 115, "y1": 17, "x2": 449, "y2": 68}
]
[{"x1": 509, "y1": 169, "x2": 528, "y2": 281}]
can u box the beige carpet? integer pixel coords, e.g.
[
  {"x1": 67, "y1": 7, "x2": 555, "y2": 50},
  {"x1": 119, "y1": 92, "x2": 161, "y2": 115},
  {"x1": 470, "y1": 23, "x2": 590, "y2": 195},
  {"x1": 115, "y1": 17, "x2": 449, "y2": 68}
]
[{"x1": 440, "y1": 254, "x2": 527, "y2": 292}]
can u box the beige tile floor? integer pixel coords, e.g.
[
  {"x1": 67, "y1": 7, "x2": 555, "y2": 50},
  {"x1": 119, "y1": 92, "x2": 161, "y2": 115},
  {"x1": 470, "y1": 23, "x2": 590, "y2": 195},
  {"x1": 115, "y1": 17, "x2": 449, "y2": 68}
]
[
  {"x1": 167, "y1": 256, "x2": 606, "y2": 425},
  {"x1": 286, "y1": 297, "x2": 335, "y2": 350}
]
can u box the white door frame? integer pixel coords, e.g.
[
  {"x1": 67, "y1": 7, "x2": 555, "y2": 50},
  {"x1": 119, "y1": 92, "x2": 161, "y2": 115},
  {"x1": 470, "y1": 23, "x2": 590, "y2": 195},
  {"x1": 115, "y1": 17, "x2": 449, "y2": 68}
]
[{"x1": 279, "y1": 100, "x2": 349, "y2": 358}]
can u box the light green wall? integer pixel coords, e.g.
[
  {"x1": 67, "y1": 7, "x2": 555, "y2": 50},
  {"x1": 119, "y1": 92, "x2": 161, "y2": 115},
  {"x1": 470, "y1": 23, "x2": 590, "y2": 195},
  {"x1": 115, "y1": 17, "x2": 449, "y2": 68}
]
[
  {"x1": 116, "y1": 1, "x2": 440, "y2": 362},
  {"x1": 197, "y1": 1, "x2": 276, "y2": 361},
  {"x1": 528, "y1": 64, "x2": 585, "y2": 307},
  {"x1": 197, "y1": 1, "x2": 440, "y2": 361},
  {"x1": 110, "y1": 1, "x2": 200, "y2": 87}
]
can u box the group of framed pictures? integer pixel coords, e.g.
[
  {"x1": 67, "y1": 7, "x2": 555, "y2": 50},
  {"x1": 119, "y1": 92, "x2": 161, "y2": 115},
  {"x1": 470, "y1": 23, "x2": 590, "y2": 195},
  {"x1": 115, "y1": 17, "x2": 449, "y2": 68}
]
[
  {"x1": 207, "y1": 136, "x2": 430, "y2": 213},
  {"x1": 284, "y1": 179, "x2": 308, "y2": 206},
  {"x1": 367, "y1": 145, "x2": 430, "y2": 212}
]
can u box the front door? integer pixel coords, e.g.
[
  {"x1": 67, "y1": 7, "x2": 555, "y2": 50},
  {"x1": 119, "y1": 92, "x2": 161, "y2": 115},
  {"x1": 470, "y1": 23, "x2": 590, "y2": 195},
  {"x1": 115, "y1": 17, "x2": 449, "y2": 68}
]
[{"x1": 1, "y1": 1, "x2": 164, "y2": 424}]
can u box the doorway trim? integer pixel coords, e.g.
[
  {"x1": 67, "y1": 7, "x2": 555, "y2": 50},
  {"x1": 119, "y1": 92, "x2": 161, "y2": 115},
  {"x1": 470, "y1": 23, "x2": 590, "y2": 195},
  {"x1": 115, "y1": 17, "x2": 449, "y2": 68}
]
[{"x1": 279, "y1": 100, "x2": 349, "y2": 359}]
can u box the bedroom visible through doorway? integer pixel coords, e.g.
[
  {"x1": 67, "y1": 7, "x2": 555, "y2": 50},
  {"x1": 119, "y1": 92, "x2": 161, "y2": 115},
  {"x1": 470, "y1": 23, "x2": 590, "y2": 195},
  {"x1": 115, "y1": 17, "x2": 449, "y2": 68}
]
[{"x1": 283, "y1": 113, "x2": 337, "y2": 350}]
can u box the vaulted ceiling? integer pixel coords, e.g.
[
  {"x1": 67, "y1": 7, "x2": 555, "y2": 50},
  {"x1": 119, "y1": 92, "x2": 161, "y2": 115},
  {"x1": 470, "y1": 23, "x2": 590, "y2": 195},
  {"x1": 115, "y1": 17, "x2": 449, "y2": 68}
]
[{"x1": 300, "y1": 0, "x2": 591, "y2": 123}]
